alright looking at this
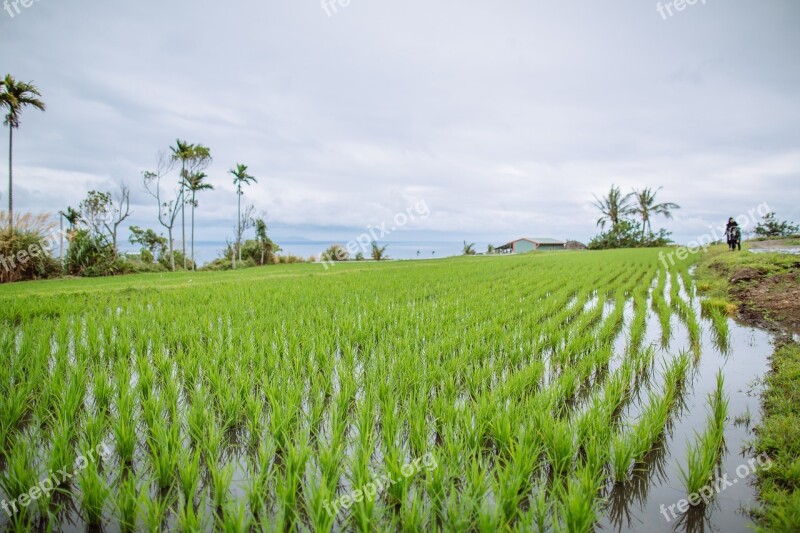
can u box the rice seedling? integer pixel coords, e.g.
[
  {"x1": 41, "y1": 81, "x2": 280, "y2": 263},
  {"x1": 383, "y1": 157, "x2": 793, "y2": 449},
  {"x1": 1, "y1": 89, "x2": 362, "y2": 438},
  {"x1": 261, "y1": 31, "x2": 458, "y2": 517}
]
[
  {"x1": 0, "y1": 438, "x2": 38, "y2": 506},
  {"x1": 209, "y1": 461, "x2": 234, "y2": 511},
  {"x1": 114, "y1": 473, "x2": 140, "y2": 533},
  {"x1": 217, "y1": 500, "x2": 250, "y2": 533},
  {"x1": 678, "y1": 371, "x2": 729, "y2": 496},
  {"x1": 112, "y1": 392, "x2": 137, "y2": 467},
  {"x1": 708, "y1": 306, "x2": 731, "y2": 353},
  {"x1": 146, "y1": 421, "x2": 181, "y2": 494},
  {"x1": 77, "y1": 461, "x2": 109, "y2": 526},
  {"x1": 178, "y1": 448, "x2": 202, "y2": 506},
  {"x1": 176, "y1": 495, "x2": 205, "y2": 531},
  {"x1": 141, "y1": 491, "x2": 175, "y2": 532}
]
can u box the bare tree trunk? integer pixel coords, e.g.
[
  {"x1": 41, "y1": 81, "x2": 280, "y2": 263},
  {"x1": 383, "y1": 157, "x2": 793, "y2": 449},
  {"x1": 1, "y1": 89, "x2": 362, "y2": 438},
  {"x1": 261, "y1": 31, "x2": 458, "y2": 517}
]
[{"x1": 168, "y1": 228, "x2": 175, "y2": 271}]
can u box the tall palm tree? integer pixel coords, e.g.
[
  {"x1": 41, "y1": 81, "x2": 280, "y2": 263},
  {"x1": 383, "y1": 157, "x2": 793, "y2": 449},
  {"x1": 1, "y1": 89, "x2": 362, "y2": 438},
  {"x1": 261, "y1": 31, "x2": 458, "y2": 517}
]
[
  {"x1": 183, "y1": 171, "x2": 214, "y2": 270},
  {"x1": 170, "y1": 140, "x2": 194, "y2": 268},
  {"x1": 0, "y1": 75, "x2": 46, "y2": 232},
  {"x1": 229, "y1": 163, "x2": 257, "y2": 267},
  {"x1": 630, "y1": 187, "x2": 680, "y2": 240},
  {"x1": 592, "y1": 185, "x2": 633, "y2": 231}
]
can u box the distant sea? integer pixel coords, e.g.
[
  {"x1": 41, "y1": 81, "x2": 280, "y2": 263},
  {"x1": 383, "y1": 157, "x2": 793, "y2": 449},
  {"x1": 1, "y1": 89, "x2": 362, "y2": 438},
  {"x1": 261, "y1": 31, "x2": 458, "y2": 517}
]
[{"x1": 119, "y1": 240, "x2": 476, "y2": 267}]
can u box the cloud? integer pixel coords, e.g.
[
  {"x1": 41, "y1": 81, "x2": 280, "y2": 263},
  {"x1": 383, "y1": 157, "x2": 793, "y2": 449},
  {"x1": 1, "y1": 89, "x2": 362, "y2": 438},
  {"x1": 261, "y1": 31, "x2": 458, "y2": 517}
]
[{"x1": 1, "y1": 0, "x2": 798, "y2": 257}]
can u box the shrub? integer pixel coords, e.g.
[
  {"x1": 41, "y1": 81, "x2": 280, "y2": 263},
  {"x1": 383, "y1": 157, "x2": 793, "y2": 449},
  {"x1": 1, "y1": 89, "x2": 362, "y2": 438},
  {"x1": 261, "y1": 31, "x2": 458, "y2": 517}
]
[
  {"x1": 0, "y1": 212, "x2": 61, "y2": 283},
  {"x1": 754, "y1": 212, "x2": 799, "y2": 238},
  {"x1": 64, "y1": 230, "x2": 118, "y2": 277},
  {"x1": 589, "y1": 220, "x2": 672, "y2": 250},
  {"x1": 321, "y1": 244, "x2": 349, "y2": 262}
]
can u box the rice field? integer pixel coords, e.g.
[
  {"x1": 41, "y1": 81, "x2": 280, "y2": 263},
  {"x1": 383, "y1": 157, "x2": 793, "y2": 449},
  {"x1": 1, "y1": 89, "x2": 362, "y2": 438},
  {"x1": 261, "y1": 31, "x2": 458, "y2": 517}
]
[{"x1": 0, "y1": 249, "x2": 767, "y2": 531}]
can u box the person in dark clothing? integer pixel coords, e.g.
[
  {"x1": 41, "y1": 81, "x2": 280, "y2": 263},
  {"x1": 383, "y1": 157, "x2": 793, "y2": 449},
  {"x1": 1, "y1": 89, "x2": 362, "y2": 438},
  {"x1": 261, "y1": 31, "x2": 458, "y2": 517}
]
[{"x1": 725, "y1": 217, "x2": 741, "y2": 251}]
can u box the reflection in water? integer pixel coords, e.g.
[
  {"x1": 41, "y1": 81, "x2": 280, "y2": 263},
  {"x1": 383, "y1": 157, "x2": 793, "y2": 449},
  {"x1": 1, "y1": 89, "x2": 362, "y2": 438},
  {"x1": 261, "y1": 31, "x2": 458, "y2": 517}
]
[{"x1": 597, "y1": 269, "x2": 771, "y2": 533}]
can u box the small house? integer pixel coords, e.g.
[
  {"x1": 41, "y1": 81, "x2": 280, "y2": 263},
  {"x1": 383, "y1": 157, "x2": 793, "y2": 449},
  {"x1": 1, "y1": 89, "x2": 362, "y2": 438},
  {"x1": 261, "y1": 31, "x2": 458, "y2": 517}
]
[{"x1": 494, "y1": 238, "x2": 566, "y2": 254}]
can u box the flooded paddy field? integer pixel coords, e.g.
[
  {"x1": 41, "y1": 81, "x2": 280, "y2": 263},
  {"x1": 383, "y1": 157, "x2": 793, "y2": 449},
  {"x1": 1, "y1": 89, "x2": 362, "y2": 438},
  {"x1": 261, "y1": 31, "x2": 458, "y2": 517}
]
[{"x1": 0, "y1": 249, "x2": 778, "y2": 531}]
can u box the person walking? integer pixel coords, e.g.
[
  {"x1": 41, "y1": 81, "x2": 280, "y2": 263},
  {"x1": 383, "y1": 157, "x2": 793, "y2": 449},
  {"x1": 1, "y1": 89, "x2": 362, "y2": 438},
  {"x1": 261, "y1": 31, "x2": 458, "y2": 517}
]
[{"x1": 725, "y1": 217, "x2": 741, "y2": 251}]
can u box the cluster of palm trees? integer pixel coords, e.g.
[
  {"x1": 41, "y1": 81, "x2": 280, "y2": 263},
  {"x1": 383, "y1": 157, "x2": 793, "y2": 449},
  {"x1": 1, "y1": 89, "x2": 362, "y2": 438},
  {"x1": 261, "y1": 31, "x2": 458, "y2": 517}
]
[
  {"x1": 0, "y1": 75, "x2": 46, "y2": 233},
  {"x1": 592, "y1": 185, "x2": 680, "y2": 240}
]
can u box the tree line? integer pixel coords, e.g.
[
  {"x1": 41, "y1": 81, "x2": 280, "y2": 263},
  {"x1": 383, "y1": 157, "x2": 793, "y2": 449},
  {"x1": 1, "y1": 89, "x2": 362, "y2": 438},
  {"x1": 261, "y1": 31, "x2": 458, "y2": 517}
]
[
  {"x1": 0, "y1": 75, "x2": 286, "y2": 281},
  {"x1": 589, "y1": 185, "x2": 680, "y2": 249}
]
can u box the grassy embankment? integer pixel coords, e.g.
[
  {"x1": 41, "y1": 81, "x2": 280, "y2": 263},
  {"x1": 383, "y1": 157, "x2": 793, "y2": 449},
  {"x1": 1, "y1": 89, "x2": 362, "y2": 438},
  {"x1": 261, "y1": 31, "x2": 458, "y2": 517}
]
[{"x1": 695, "y1": 242, "x2": 800, "y2": 532}]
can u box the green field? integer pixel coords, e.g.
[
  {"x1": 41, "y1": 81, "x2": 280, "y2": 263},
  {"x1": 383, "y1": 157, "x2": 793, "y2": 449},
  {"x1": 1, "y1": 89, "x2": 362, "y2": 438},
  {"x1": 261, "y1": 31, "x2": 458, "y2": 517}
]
[{"x1": 1, "y1": 249, "x2": 749, "y2": 532}]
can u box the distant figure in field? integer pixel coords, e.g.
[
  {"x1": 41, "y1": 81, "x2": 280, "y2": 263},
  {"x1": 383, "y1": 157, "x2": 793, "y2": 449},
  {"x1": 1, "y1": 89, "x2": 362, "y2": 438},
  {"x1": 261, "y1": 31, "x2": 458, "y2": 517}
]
[{"x1": 725, "y1": 217, "x2": 741, "y2": 251}]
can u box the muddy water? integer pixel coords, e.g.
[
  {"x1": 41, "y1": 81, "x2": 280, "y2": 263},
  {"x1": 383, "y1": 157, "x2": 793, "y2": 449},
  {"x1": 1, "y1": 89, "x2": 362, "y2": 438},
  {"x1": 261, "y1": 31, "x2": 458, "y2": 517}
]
[{"x1": 598, "y1": 278, "x2": 772, "y2": 532}]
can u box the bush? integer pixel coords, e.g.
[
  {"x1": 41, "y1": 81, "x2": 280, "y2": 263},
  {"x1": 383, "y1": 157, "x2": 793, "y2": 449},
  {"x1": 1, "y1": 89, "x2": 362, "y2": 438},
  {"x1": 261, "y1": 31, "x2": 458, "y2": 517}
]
[
  {"x1": 321, "y1": 244, "x2": 349, "y2": 262},
  {"x1": 120, "y1": 253, "x2": 168, "y2": 273},
  {"x1": 589, "y1": 220, "x2": 672, "y2": 250},
  {"x1": 64, "y1": 229, "x2": 118, "y2": 277},
  {"x1": 0, "y1": 212, "x2": 61, "y2": 283},
  {"x1": 158, "y1": 249, "x2": 194, "y2": 271},
  {"x1": 754, "y1": 212, "x2": 799, "y2": 238}
]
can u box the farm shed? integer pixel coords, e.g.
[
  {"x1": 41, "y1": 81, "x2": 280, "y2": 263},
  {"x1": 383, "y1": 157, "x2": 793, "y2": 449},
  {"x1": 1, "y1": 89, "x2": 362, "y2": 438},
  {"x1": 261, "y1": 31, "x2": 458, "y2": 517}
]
[{"x1": 495, "y1": 238, "x2": 566, "y2": 254}]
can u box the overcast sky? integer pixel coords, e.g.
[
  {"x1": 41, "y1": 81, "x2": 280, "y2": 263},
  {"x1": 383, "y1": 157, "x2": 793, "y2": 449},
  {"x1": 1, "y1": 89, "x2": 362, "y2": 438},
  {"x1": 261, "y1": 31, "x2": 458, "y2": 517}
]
[{"x1": 2, "y1": 0, "x2": 798, "y2": 258}]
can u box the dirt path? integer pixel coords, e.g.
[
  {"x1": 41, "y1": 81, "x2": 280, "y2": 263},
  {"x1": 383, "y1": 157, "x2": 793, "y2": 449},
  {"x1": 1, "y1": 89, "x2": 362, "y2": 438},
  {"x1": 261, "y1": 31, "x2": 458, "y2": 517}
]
[{"x1": 748, "y1": 238, "x2": 800, "y2": 255}]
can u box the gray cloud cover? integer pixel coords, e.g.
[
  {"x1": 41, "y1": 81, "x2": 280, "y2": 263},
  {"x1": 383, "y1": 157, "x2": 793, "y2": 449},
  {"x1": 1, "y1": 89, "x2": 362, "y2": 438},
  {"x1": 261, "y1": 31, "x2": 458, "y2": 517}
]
[{"x1": 2, "y1": 0, "x2": 798, "y2": 258}]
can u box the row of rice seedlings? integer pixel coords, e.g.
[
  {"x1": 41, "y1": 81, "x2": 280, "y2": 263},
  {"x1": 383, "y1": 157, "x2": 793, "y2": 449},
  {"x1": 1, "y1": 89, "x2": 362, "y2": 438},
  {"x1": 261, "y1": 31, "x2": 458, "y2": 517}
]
[
  {"x1": 650, "y1": 269, "x2": 673, "y2": 347},
  {"x1": 706, "y1": 306, "x2": 731, "y2": 354},
  {"x1": 668, "y1": 272, "x2": 702, "y2": 353},
  {"x1": 678, "y1": 370, "x2": 729, "y2": 496},
  {"x1": 611, "y1": 353, "x2": 691, "y2": 482}
]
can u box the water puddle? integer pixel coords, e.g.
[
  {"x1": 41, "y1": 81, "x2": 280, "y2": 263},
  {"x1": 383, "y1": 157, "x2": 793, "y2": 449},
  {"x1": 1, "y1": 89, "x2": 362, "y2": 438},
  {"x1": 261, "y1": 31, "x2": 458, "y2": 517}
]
[{"x1": 598, "y1": 278, "x2": 772, "y2": 532}]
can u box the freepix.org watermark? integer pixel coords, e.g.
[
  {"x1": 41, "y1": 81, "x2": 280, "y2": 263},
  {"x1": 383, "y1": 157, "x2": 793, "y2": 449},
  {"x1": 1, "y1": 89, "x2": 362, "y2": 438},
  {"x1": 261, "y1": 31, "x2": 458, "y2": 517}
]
[
  {"x1": 1, "y1": 442, "x2": 112, "y2": 517},
  {"x1": 323, "y1": 453, "x2": 437, "y2": 518},
  {"x1": 656, "y1": 0, "x2": 708, "y2": 21},
  {"x1": 320, "y1": 200, "x2": 430, "y2": 269},
  {"x1": 660, "y1": 452, "x2": 772, "y2": 522},
  {"x1": 0, "y1": 225, "x2": 67, "y2": 274},
  {"x1": 3, "y1": 0, "x2": 41, "y2": 19},
  {"x1": 659, "y1": 202, "x2": 770, "y2": 269},
  {"x1": 321, "y1": 0, "x2": 352, "y2": 17}
]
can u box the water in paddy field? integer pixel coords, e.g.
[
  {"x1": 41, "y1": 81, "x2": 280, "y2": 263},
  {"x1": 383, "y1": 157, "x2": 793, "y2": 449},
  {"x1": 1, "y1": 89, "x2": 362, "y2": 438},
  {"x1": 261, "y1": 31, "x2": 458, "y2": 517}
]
[{"x1": 597, "y1": 276, "x2": 772, "y2": 533}]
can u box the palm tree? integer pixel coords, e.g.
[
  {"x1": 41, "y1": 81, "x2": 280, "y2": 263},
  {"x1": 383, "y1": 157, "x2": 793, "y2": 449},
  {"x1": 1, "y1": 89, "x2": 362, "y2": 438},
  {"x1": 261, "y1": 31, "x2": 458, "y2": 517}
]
[
  {"x1": 230, "y1": 163, "x2": 257, "y2": 267},
  {"x1": 370, "y1": 241, "x2": 388, "y2": 261},
  {"x1": 630, "y1": 187, "x2": 680, "y2": 240},
  {"x1": 62, "y1": 206, "x2": 82, "y2": 243},
  {"x1": 592, "y1": 185, "x2": 633, "y2": 231},
  {"x1": 170, "y1": 140, "x2": 192, "y2": 265},
  {"x1": 462, "y1": 241, "x2": 477, "y2": 255},
  {"x1": 0, "y1": 75, "x2": 46, "y2": 232},
  {"x1": 184, "y1": 171, "x2": 214, "y2": 270}
]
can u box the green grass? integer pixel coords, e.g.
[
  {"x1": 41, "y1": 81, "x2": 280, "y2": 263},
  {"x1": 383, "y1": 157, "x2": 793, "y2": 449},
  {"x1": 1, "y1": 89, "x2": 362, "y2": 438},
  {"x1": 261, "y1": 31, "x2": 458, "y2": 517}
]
[
  {"x1": 693, "y1": 243, "x2": 799, "y2": 307},
  {"x1": 0, "y1": 248, "x2": 710, "y2": 530},
  {"x1": 753, "y1": 342, "x2": 800, "y2": 532}
]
